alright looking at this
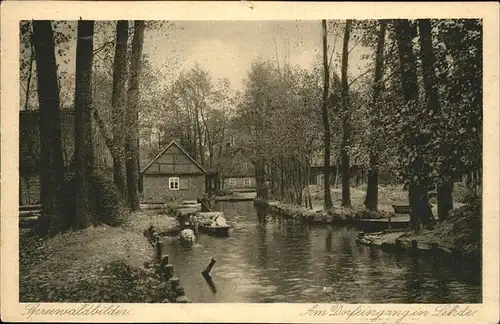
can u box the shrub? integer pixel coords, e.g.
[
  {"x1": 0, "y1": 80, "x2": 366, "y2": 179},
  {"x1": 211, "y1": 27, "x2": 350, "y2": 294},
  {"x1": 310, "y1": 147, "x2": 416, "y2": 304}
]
[{"x1": 453, "y1": 181, "x2": 475, "y2": 204}]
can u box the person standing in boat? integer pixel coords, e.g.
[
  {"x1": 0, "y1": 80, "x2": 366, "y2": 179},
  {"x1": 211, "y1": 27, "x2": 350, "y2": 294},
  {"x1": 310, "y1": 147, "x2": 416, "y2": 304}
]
[{"x1": 198, "y1": 194, "x2": 211, "y2": 212}]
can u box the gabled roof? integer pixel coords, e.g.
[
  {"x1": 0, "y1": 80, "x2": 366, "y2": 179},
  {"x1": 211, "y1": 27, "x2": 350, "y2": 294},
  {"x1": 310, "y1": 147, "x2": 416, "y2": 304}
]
[{"x1": 140, "y1": 140, "x2": 207, "y2": 174}]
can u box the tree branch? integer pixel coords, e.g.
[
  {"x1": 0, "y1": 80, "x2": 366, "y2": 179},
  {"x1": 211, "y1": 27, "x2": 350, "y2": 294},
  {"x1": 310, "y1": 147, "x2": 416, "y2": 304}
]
[
  {"x1": 328, "y1": 33, "x2": 339, "y2": 74},
  {"x1": 348, "y1": 35, "x2": 365, "y2": 55},
  {"x1": 348, "y1": 67, "x2": 375, "y2": 88},
  {"x1": 92, "y1": 38, "x2": 116, "y2": 56}
]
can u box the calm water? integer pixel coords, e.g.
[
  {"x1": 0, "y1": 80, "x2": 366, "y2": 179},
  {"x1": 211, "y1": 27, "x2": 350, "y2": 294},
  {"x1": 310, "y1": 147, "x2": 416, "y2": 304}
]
[{"x1": 162, "y1": 201, "x2": 481, "y2": 303}]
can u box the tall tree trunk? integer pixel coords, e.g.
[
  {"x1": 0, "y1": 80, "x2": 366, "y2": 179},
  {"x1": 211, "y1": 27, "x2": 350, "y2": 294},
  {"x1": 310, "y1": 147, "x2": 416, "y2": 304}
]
[
  {"x1": 255, "y1": 159, "x2": 267, "y2": 200},
  {"x1": 306, "y1": 159, "x2": 313, "y2": 209},
  {"x1": 394, "y1": 19, "x2": 434, "y2": 231},
  {"x1": 32, "y1": 20, "x2": 65, "y2": 235},
  {"x1": 111, "y1": 20, "x2": 129, "y2": 200},
  {"x1": 195, "y1": 108, "x2": 205, "y2": 166},
  {"x1": 74, "y1": 20, "x2": 96, "y2": 229},
  {"x1": 321, "y1": 20, "x2": 333, "y2": 210},
  {"x1": 365, "y1": 20, "x2": 386, "y2": 211},
  {"x1": 418, "y1": 19, "x2": 453, "y2": 221},
  {"x1": 340, "y1": 19, "x2": 352, "y2": 208},
  {"x1": 24, "y1": 33, "x2": 35, "y2": 111},
  {"x1": 125, "y1": 20, "x2": 145, "y2": 211},
  {"x1": 280, "y1": 156, "x2": 285, "y2": 199}
]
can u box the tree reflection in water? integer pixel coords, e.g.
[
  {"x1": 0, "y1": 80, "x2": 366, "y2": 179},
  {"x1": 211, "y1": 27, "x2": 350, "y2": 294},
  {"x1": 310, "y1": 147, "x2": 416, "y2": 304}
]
[
  {"x1": 160, "y1": 201, "x2": 481, "y2": 303},
  {"x1": 404, "y1": 256, "x2": 424, "y2": 302},
  {"x1": 256, "y1": 206, "x2": 268, "y2": 269}
]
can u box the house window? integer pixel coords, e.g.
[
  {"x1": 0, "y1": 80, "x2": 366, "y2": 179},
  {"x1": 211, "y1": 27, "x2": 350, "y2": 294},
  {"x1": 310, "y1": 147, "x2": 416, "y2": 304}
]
[
  {"x1": 244, "y1": 178, "x2": 251, "y2": 186},
  {"x1": 229, "y1": 178, "x2": 235, "y2": 186},
  {"x1": 169, "y1": 177, "x2": 179, "y2": 190},
  {"x1": 317, "y1": 174, "x2": 324, "y2": 186}
]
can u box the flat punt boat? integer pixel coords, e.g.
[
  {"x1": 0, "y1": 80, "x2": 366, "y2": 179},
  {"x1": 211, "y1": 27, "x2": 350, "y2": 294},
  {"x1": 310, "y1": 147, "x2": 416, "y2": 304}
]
[{"x1": 197, "y1": 212, "x2": 231, "y2": 237}]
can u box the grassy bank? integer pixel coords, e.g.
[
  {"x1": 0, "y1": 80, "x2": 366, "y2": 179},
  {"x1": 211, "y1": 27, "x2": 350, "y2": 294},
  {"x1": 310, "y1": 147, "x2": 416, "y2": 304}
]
[
  {"x1": 357, "y1": 197, "x2": 481, "y2": 263},
  {"x1": 20, "y1": 210, "x2": 181, "y2": 303},
  {"x1": 307, "y1": 184, "x2": 409, "y2": 214},
  {"x1": 257, "y1": 184, "x2": 410, "y2": 221},
  {"x1": 398, "y1": 197, "x2": 481, "y2": 258}
]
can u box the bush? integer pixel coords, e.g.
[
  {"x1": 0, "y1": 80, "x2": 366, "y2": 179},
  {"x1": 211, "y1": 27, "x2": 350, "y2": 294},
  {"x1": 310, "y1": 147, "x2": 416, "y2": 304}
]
[
  {"x1": 59, "y1": 169, "x2": 129, "y2": 228},
  {"x1": 432, "y1": 196, "x2": 481, "y2": 258},
  {"x1": 22, "y1": 259, "x2": 172, "y2": 303},
  {"x1": 453, "y1": 182, "x2": 476, "y2": 204}
]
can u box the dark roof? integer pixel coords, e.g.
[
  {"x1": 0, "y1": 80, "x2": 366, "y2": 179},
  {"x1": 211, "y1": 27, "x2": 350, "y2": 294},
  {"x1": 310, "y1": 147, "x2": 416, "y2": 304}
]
[{"x1": 140, "y1": 140, "x2": 207, "y2": 174}]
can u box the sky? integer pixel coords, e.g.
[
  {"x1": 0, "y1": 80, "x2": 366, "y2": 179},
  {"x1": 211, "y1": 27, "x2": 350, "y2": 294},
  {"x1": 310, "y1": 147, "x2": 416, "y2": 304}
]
[
  {"x1": 142, "y1": 20, "x2": 371, "y2": 91},
  {"x1": 49, "y1": 20, "x2": 372, "y2": 93},
  {"x1": 20, "y1": 20, "x2": 373, "y2": 109}
]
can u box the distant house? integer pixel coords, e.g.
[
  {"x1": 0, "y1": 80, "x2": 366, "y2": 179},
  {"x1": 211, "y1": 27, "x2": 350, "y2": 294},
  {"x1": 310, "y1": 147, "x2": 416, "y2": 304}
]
[
  {"x1": 309, "y1": 151, "x2": 397, "y2": 186},
  {"x1": 214, "y1": 145, "x2": 256, "y2": 193},
  {"x1": 309, "y1": 151, "x2": 368, "y2": 187},
  {"x1": 140, "y1": 141, "x2": 207, "y2": 202},
  {"x1": 222, "y1": 159, "x2": 256, "y2": 191}
]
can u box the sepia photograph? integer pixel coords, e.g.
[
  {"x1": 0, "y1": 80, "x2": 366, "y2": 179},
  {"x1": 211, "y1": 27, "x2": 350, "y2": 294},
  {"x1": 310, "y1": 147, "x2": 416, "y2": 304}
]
[
  {"x1": 2, "y1": 1, "x2": 499, "y2": 323},
  {"x1": 18, "y1": 17, "x2": 483, "y2": 304}
]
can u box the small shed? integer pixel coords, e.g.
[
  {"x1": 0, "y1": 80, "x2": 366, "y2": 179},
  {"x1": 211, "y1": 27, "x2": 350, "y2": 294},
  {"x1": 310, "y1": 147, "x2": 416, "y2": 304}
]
[{"x1": 140, "y1": 141, "x2": 207, "y2": 203}]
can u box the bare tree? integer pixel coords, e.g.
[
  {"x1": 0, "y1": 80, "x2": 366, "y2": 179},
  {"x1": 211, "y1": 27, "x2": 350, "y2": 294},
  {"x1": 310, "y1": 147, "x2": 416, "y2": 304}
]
[
  {"x1": 111, "y1": 20, "x2": 129, "y2": 199},
  {"x1": 31, "y1": 20, "x2": 65, "y2": 235},
  {"x1": 125, "y1": 20, "x2": 145, "y2": 211},
  {"x1": 364, "y1": 20, "x2": 387, "y2": 211},
  {"x1": 340, "y1": 19, "x2": 352, "y2": 208},
  {"x1": 74, "y1": 20, "x2": 97, "y2": 229},
  {"x1": 321, "y1": 20, "x2": 333, "y2": 209}
]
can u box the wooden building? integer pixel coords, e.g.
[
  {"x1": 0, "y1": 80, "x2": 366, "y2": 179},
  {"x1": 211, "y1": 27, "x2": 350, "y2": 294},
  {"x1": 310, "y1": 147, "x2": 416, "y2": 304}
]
[
  {"x1": 222, "y1": 160, "x2": 256, "y2": 191},
  {"x1": 140, "y1": 141, "x2": 207, "y2": 202},
  {"x1": 309, "y1": 151, "x2": 372, "y2": 187},
  {"x1": 215, "y1": 145, "x2": 256, "y2": 193},
  {"x1": 19, "y1": 108, "x2": 113, "y2": 205}
]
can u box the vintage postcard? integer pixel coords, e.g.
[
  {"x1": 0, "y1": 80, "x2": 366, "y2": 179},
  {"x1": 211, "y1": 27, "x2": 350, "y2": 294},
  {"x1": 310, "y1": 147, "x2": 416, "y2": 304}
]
[{"x1": 1, "y1": 1, "x2": 499, "y2": 323}]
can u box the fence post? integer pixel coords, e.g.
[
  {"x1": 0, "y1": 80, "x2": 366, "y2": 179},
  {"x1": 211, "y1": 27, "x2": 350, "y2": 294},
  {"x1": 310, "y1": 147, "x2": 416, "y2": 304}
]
[
  {"x1": 156, "y1": 240, "x2": 163, "y2": 262},
  {"x1": 164, "y1": 264, "x2": 174, "y2": 280},
  {"x1": 160, "y1": 255, "x2": 169, "y2": 268},
  {"x1": 411, "y1": 240, "x2": 418, "y2": 255}
]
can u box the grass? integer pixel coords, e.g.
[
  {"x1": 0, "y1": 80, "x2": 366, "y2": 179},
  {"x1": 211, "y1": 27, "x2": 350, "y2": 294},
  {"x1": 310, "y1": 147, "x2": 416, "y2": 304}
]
[
  {"x1": 399, "y1": 197, "x2": 481, "y2": 257},
  {"x1": 19, "y1": 210, "x2": 179, "y2": 303},
  {"x1": 308, "y1": 182, "x2": 469, "y2": 216}
]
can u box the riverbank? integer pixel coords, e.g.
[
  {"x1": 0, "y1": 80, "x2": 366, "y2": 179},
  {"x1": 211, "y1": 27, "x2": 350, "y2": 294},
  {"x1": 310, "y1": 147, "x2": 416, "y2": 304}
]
[
  {"x1": 357, "y1": 198, "x2": 481, "y2": 266},
  {"x1": 254, "y1": 197, "x2": 401, "y2": 226},
  {"x1": 256, "y1": 185, "x2": 408, "y2": 222},
  {"x1": 215, "y1": 191, "x2": 256, "y2": 202},
  {"x1": 254, "y1": 184, "x2": 479, "y2": 262},
  {"x1": 20, "y1": 210, "x2": 190, "y2": 303},
  {"x1": 254, "y1": 184, "x2": 468, "y2": 226}
]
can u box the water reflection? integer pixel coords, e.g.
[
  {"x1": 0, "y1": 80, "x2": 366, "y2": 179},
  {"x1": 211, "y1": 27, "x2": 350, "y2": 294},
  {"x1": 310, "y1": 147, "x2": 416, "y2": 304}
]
[{"x1": 162, "y1": 201, "x2": 481, "y2": 303}]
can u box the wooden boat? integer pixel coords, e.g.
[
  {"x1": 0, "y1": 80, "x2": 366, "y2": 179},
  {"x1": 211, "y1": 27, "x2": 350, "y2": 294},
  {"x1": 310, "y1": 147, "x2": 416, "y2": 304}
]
[
  {"x1": 197, "y1": 212, "x2": 231, "y2": 237},
  {"x1": 392, "y1": 204, "x2": 411, "y2": 214},
  {"x1": 351, "y1": 216, "x2": 410, "y2": 232}
]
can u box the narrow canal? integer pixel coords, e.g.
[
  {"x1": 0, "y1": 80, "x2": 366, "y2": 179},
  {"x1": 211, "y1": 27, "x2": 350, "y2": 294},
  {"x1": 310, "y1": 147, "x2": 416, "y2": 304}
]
[{"x1": 162, "y1": 201, "x2": 481, "y2": 303}]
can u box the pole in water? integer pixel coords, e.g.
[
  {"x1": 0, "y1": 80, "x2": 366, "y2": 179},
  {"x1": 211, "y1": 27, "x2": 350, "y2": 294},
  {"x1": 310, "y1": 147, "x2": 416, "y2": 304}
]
[
  {"x1": 202, "y1": 258, "x2": 216, "y2": 275},
  {"x1": 201, "y1": 258, "x2": 217, "y2": 294}
]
